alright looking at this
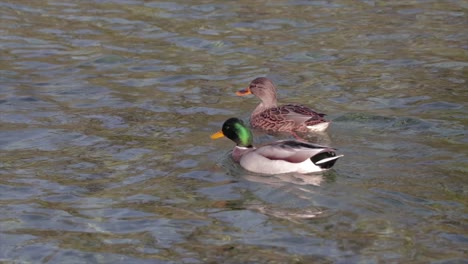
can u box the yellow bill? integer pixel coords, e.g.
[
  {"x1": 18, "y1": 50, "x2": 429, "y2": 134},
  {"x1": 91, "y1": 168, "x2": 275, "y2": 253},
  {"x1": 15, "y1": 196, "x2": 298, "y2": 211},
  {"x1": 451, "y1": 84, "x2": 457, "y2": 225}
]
[{"x1": 210, "y1": 130, "x2": 225, "y2": 139}]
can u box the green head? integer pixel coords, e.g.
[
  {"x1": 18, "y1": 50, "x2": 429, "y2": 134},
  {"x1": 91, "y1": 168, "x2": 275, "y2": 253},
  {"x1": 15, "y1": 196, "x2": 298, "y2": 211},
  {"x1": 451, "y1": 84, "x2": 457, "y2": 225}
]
[{"x1": 211, "y1": 118, "x2": 253, "y2": 147}]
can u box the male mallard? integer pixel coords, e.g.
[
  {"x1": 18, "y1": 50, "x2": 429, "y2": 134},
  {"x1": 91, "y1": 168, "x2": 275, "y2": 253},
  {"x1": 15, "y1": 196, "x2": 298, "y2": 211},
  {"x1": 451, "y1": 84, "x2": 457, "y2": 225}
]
[
  {"x1": 236, "y1": 77, "x2": 330, "y2": 133},
  {"x1": 211, "y1": 118, "x2": 343, "y2": 174}
]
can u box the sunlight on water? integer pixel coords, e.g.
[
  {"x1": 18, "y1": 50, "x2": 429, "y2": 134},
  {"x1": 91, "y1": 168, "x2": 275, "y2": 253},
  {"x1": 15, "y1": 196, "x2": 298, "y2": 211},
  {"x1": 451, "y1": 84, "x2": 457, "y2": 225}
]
[{"x1": 0, "y1": 0, "x2": 466, "y2": 263}]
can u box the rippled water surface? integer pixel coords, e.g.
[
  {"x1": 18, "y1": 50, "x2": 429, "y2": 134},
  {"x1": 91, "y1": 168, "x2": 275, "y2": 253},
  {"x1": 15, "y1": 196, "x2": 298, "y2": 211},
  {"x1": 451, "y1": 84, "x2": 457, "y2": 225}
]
[{"x1": 1, "y1": 0, "x2": 467, "y2": 263}]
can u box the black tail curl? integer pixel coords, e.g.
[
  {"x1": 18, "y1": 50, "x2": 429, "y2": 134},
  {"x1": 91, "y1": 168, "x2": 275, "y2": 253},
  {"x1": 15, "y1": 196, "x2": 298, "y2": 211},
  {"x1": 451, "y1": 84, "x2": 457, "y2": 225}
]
[{"x1": 311, "y1": 152, "x2": 338, "y2": 169}]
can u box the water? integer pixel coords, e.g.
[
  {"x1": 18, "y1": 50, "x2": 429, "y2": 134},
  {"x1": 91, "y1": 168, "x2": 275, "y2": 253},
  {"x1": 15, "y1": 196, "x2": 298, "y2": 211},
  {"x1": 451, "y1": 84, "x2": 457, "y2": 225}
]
[{"x1": 1, "y1": 0, "x2": 466, "y2": 263}]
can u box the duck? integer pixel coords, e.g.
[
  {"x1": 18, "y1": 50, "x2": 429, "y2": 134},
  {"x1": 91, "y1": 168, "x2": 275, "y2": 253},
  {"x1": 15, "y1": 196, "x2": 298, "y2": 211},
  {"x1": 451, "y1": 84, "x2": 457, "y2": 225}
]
[
  {"x1": 210, "y1": 118, "x2": 343, "y2": 174},
  {"x1": 236, "y1": 77, "x2": 330, "y2": 133}
]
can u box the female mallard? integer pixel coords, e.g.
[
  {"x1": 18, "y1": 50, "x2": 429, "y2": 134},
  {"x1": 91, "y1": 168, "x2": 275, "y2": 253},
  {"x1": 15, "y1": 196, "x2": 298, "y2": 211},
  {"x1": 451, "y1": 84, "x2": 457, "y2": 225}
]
[
  {"x1": 211, "y1": 118, "x2": 342, "y2": 174},
  {"x1": 236, "y1": 77, "x2": 330, "y2": 133}
]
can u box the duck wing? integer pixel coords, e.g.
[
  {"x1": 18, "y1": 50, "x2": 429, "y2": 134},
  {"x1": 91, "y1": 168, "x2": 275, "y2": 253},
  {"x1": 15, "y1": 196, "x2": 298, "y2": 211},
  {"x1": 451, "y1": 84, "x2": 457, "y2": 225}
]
[
  {"x1": 255, "y1": 140, "x2": 335, "y2": 163},
  {"x1": 283, "y1": 104, "x2": 327, "y2": 125},
  {"x1": 283, "y1": 104, "x2": 326, "y2": 118},
  {"x1": 261, "y1": 104, "x2": 326, "y2": 126}
]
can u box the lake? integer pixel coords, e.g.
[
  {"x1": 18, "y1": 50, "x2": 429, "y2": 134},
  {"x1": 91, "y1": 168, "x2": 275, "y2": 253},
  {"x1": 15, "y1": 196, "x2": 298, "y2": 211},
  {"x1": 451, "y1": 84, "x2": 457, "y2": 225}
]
[{"x1": 0, "y1": 0, "x2": 466, "y2": 263}]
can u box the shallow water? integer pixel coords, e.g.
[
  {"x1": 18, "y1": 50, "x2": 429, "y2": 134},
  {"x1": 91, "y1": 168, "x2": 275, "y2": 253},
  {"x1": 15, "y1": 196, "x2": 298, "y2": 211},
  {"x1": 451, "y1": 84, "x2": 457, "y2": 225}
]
[{"x1": 1, "y1": 0, "x2": 467, "y2": 263}]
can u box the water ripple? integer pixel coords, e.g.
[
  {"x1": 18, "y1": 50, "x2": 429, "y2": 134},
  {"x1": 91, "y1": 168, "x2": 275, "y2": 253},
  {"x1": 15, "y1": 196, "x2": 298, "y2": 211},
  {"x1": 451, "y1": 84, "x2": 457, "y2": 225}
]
[{"x1": 1, "y1": 0, "x2": 466, "y2": 263}]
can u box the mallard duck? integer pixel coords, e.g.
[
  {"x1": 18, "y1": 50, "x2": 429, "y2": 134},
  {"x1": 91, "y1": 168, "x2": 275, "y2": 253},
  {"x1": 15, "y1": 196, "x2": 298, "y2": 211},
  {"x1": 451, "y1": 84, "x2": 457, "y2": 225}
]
[
  {"x1": 211, "y1": 118, "x2": 343, "y2": 174},
  {"x1": 236, "y1": 77, "x2": 330, "y2": 133}
]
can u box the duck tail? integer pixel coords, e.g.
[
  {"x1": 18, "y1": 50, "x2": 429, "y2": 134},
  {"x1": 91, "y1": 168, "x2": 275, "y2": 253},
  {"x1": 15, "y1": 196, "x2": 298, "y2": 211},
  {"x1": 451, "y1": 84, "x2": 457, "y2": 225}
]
[
  {"x1": 306, "y1": 122, "x2": 330, "y2": 132},
  {"x1": 311, "y1": 152, "x2": 344, "y2": 169}
]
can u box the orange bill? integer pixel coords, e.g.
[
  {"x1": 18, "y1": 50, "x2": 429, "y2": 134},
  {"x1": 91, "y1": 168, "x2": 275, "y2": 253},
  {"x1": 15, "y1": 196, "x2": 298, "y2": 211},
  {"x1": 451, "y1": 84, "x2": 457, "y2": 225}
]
[
  {"x1": 236, "y1": 87, "x2": 252, "y2": 96},
  {"x1": 210, "y1": 130, "x2": 225, "y2": 139}
]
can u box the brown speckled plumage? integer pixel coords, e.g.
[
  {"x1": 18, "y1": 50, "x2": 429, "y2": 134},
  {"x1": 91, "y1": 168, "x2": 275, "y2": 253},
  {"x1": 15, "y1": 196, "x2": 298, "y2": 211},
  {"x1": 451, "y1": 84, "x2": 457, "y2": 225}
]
[{"x1": 237, "y1": 77, "x2": 329, "y2": 133}]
